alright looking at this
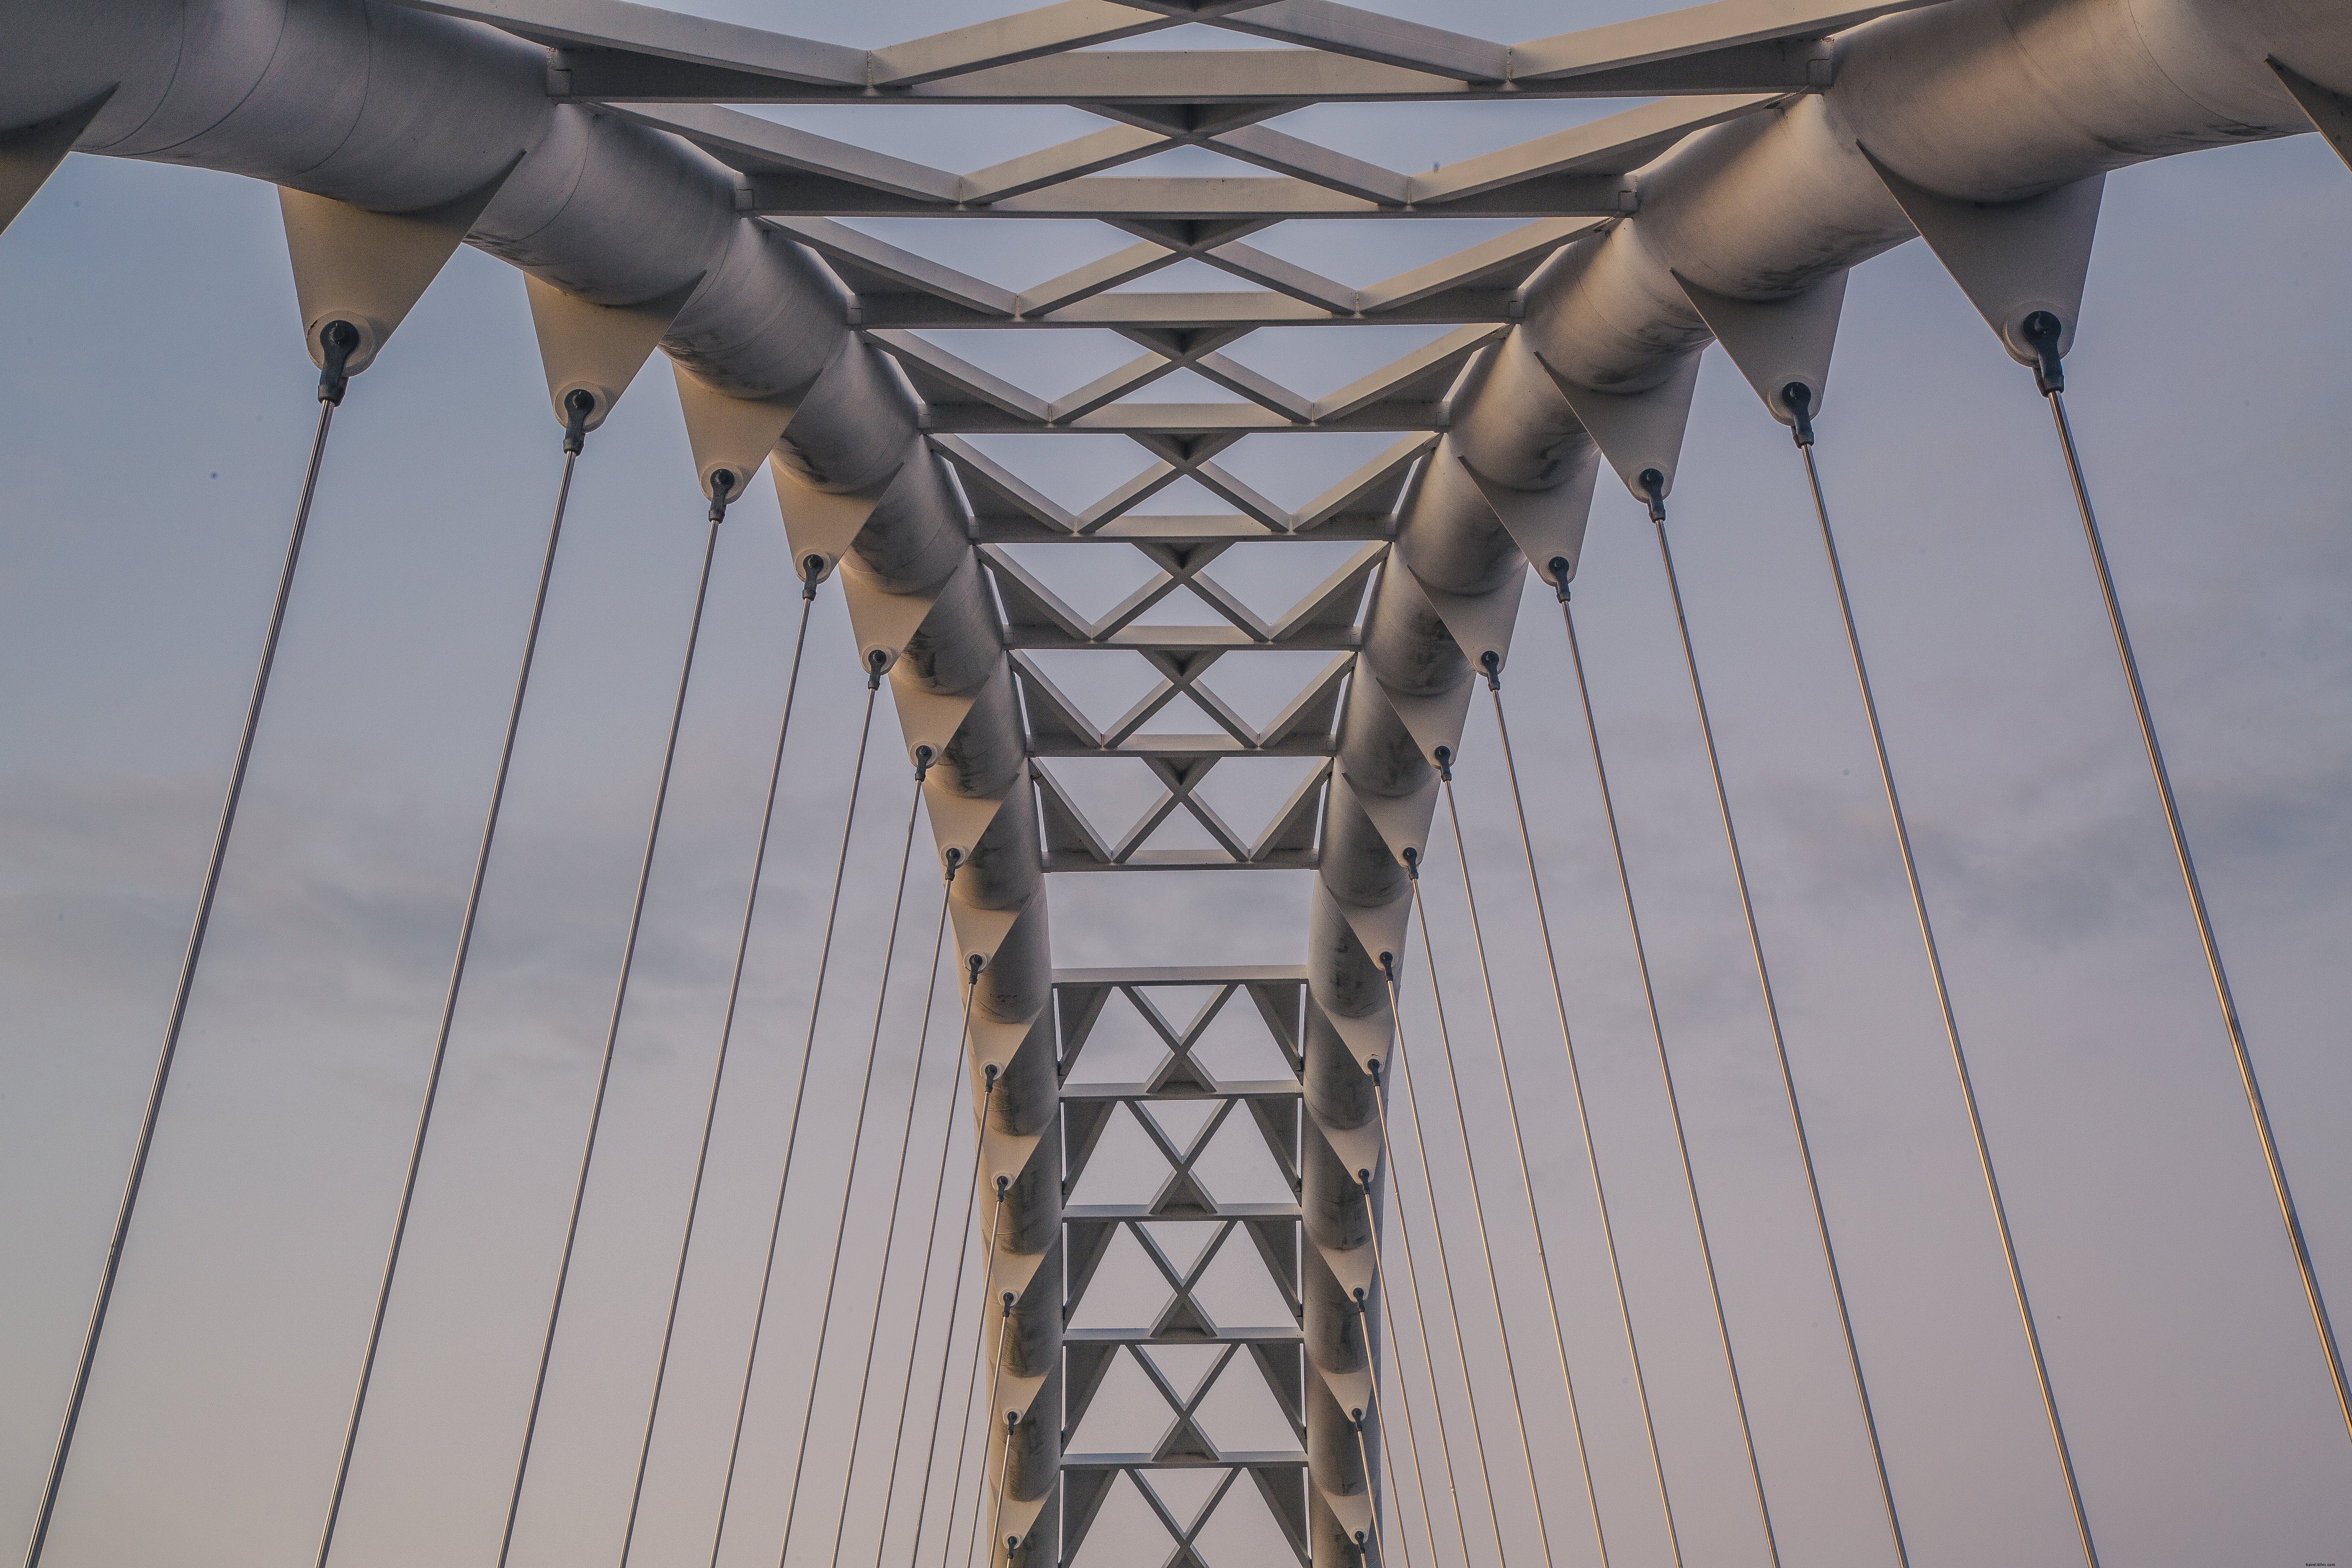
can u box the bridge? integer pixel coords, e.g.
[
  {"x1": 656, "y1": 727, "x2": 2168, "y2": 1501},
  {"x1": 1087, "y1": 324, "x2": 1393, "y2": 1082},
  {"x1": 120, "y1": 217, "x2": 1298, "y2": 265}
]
[{"x1": 4, "y1": 2, "x2": 2350, "y2": 1567}]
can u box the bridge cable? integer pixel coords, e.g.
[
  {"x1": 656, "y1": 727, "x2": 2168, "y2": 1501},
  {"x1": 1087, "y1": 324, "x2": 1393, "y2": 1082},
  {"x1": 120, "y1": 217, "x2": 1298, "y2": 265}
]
[
  {"x1": 1434, "y1": 745, "x2": 1623, "y2": 1568},
  {"x1": 1376, "y1": 951, "x2": 1510, "y2": 1568},
  {"x1": 980, "y1": 1298, "x2": 1018, "y2": 1568},
  {"x1": 1344, "y1": 1369, "x2": 1393, "y2": 1568},
  {"x1": 1355, "y1": 1169, "x2": 1445, "y2": 1568},
  {"x1": 1472, "y1": 659, "x2": 1695, "y2": 1564},
  {"x1": 890, "y1": 958, "x2": 988, "y2": 1566},
  {"x1": 1543, "y1": 572, "x2": 1784, "y2": 1568},
  {"x1": 706, "y1": 652, "x2": 887, "y2": 1568},
  {"x1": 2020, "y1": 328, "x2": 2350, "y2": 1447},
  {"x1": 615, "y1": 552, "x2": 827, "y2": 1567},
  {"x1": 31, "y1": 321, "x2": 363, "y2": 1568},
  {"x1": 776, "y1": 748, "x2": 934, "y2": 1568},
  {"x1": 1359, "y1": 1040, "x2": 1474, "y2": 1568},
  {"x1": 949, "y1": 1178, "x2": 1016, "y2": 1568},
  {"x1": 1773, "y1": 384, "x2": 2036, "y2": 1564},
  {"x1": 489, "y1": 465, "x2": 741, "y2": 1568},
  {"x1": 1638, "y1": 470, "x2": 1914, "y2": 1568},
  {"x1": 826, "y1": 871, "x2": 956, "y2": 1568},
  {"x1": 1401, "y1": 849, "x2": 1566, "y2": 1568}
]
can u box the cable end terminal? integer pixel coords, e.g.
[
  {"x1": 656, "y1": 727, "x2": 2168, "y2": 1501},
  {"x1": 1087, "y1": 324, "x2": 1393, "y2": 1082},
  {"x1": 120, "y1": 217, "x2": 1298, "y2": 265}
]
[
  {"x1": 562, "y1": 388, "x2": 594, "y2": 455},
  {"x1": 1780, "y1": 381, "x2": 1817, "y2": 449},
  {"x1": 316, "y1": 320, "x2": 359, "y2": 406},
  {"x1": 707, "y1": 467, "x2": 736, "y2": 525},
  {"x1": 1479, "y1": 648, "x2": 1502, "y2": 692},
  {"x1": 2023, "y1": 311, "x2": 2067, "y2": 396},
  {"x1": 800, "y1": 552, "x2": 825, "y2": 601},
  {"x1": 1548, "y1": 556, "x2": 1573, "y2": 605},
  {"x1": 1639, "y1": 468, "x2": 1668, "y2": 525}
]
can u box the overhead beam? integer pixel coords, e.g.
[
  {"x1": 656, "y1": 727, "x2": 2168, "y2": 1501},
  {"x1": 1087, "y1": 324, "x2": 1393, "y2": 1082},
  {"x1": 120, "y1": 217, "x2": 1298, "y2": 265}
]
[
  {"x1": 379, "y1": 0, "x2": 866, "y2": 83},
  {"x1": 737, "y1": 169, "x2": 1631, "y2": 217},
  {"x1": 552, "y1": 45, "x2": 1824, "y2": 102},
  {"x1": 1508, "y1": 0, "x2": 1946, "y2": 82}
]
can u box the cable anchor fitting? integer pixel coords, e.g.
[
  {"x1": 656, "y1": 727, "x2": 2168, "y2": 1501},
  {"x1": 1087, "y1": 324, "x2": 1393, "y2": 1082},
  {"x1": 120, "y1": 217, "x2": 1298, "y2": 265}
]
[
  {"x1": 561, "y1": 388, "x2": 594, "y2": 455},
  {"x1": 1479, "y1": 648, "x2": 1502, "y2": 693},
  {"x1": 1639, "y1": 467, "x2": 1668, "y2": 525},
  {"x1": 2022, "y1": 311, "x2": 2067, "y2": 396},
  {"x1": 942, "y1": 844, "x2": 963, "y2": 885},
  {"x1": 1780, "y1": 381, "x2": 1817, "y2": 449},
  {"x1": 1400, "y1": 847, "x2": 1421, "y2": 882},
  {"x1": 799, "y1": 552, "x2": 825, "y2": 602},
  {"x1": 913, "y1": 744, "x2": 935, "y2": 786},
  {"x1": 1548, "y1": 555, "x2": 1573, "y2": 605},
  {"x1": 707, "y1": 467, "x2": 736, "y2": 526},
  {"x1": 1432, "y1": 745, "x2": 1454, "y2": 784},
  {"x1": 316, "y1": 319, "x2": 359, "y2": 406}
]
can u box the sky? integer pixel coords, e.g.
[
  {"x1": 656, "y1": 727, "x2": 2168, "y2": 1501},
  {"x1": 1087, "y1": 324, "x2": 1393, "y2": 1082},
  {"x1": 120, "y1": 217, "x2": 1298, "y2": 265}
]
[{"x1": 3, "y1": 5, "x2": 2351, "y2": 1568}]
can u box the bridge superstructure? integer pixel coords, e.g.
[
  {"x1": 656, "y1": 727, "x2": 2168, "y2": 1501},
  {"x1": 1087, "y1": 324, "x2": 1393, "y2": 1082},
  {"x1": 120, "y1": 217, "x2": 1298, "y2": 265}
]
[{"x1": 5, "y1": 2, "x2": 2351, "y2": 1568}]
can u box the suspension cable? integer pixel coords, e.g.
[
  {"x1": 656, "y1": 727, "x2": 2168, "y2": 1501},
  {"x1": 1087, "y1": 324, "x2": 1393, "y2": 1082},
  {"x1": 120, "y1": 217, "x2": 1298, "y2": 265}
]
[
  {"x1": 979, "y1": 1295, "x2": 1019, "y2": 1568},
  {"x1": 1465, "y1": 670, "x2": 1686, "y2": 1566},
  {"x1": 828, "y1": 875, "x2": 955, "y2": 1568},
  {"x1": 323, "y1": 381, "x2": 602, "y2": 1568},
  {"x1": 1344, "y1": 1364, "x2": 1393, "y2": 1568},
  {"x1": 2020, "y1": 333, "x2": 2349, "y2": 1447},
  {"x1": 1640, "y1": 473, "x2": 1911, "y2": 1568},
  {"x1": 775, "y1": 756, "x2": 933, "y2": 1568},
  {"x1": 1779, "y1": 388, "x2": 2023, "y2": 1564},
  {"x1": 1360, "y1": 1049, "x2": 1473, "y2": 1568},
  {"x1": 947, "y1": 1177, "x2": 1013, "y2": 1568},
  {"x1": 1550, "y1": 569, "x2": 1782, "y2": 1568},
  {"x1": 617, "y1": 556, "x2": 826, "y2": 1568},
  {"x1": 30, "y1": 324, "x2": 363, "y2": 1568},
  {"x1": 492, "y1": 467, "x2": 743, "y2": 1568},
  {"x1": 1355, "y1": 1174, "x2": 1441, "y2": 1568},
  {"x1": 706, "y1": 655, "x2": 886, "y2": 1568},
  {"x1": 889, "y1": 956, "x2": 986, "y2": 1566},
  {"x1": 1376, "y1": 953, "x2": 1508, "y2": 1568},
  {"x1": 1402, "y1": 853, "x2": 1566, "y2": 1568}
]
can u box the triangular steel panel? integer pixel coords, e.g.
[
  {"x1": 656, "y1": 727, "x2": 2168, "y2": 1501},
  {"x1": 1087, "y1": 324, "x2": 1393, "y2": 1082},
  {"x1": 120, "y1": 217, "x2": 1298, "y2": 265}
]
[
  {"x1": 280, "y1": 157, "x2": 520, "y2": 376},
  {"x1": 1536, "y1": 343, "x2": 1704, "y2": 505},
  {"x1": 2273, "y1": 59, "x2": 2352, "y2": 173},
  {"x1": 0, "y1": 87, "x2": 114, "y2": 239},
  {"x1": 1864, "y1": 149, "x2": 2104, "y2": 367},
  {"x1": 525, "y1": 270, "x2": 699, "y2": 434},
  {"x1": 1675, "y1": 267, "x2": 1849, "y2": 428}
]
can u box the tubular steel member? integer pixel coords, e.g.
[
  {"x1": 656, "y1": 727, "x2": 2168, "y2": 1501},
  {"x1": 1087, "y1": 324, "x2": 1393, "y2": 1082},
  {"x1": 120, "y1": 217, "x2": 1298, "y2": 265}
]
[
  {"x1": 14, "y1": 3, "x2": 2352, "y2": 1560},
  {"x1": 0, "y1": 2, "x2": 1055, "y2": 1555}
]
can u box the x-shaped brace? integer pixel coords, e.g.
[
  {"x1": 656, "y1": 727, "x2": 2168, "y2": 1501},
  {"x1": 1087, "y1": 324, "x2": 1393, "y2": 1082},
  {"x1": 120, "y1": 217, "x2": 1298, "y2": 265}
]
[
  {"x1": 1077, "y1": 432, "x2": 1290, "y2": 532},
  {"x1": 1132, "y1": 1216, "x2": 1240, "y2": 1336},
  {"x1": 1131, "y1": 1096, "x2": 1241, "y2": 1199},
  {"x1": 1134, "y1": 1461, "x2": 1245, "y2": 1568},
  {"x1": 1093, "y1": 541, "x2": 1268, "y2": 643}
]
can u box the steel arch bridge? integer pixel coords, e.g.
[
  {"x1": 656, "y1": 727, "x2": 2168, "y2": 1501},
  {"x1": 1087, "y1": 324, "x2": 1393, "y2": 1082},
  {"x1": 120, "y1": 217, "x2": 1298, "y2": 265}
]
[{"x1": 5, "y1": 2, "x2": 2351, "y2": 1568}]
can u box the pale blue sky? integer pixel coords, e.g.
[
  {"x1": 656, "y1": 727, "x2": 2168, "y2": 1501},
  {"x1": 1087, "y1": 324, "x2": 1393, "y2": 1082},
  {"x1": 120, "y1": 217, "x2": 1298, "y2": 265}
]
[{"x1": 3, "y1": 8, "x2": 2350, "y2": 1568}]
